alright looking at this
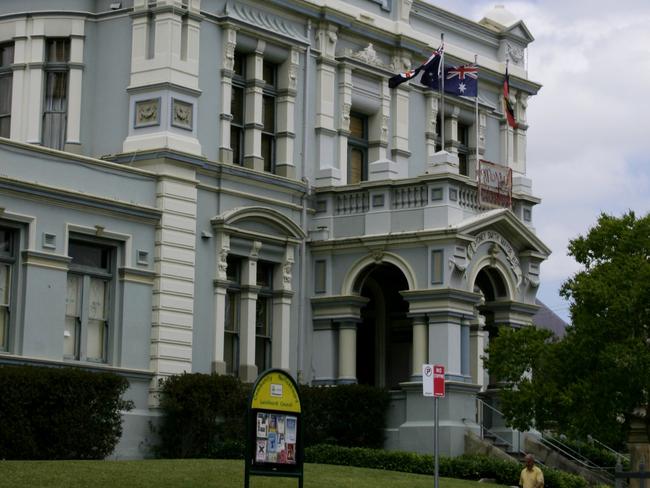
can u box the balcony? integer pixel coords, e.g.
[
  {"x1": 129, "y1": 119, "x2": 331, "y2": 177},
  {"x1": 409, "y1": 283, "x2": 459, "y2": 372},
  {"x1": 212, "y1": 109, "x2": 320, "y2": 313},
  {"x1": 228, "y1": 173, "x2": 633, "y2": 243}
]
[{"x1": 310, "y1": 171, "x2": 538, "y2": 241}]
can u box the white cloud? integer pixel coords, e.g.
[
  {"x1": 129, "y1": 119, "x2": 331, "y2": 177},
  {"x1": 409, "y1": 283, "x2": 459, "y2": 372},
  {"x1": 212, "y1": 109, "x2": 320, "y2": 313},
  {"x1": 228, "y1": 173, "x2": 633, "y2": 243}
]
[{"x1": 428, "y1": 1, "x2": 650, "y2": 321}]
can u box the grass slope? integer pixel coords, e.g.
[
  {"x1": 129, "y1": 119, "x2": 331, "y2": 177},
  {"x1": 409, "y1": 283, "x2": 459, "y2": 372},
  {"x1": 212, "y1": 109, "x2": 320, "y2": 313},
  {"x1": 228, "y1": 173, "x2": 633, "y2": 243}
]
[{"x1": 0, "y1": 459, "x2": 508, "y2": 488}]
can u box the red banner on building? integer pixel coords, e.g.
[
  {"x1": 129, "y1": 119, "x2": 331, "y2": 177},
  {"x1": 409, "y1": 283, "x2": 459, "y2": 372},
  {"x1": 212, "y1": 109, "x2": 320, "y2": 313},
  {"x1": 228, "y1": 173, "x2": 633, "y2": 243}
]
[{"x1": 478, "y1": 159, "x2": 512, "y2": 209}]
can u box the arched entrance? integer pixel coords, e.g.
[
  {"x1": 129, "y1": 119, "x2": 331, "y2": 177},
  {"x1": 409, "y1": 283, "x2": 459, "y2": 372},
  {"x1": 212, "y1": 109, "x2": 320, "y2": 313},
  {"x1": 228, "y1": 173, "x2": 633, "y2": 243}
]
[
  {"x1": 473, "y1": 265, "x2": 510, "y2": 388},
  {"x1": 353, "y1": 263, "x2": 410, "y2": 388}
]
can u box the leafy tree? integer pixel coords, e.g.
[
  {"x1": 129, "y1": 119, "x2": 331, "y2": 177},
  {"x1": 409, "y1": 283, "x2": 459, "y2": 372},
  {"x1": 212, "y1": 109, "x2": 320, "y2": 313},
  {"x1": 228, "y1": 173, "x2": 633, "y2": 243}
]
[{"x1": 485, "y1": 211, "x2": 650, "y2": 447}]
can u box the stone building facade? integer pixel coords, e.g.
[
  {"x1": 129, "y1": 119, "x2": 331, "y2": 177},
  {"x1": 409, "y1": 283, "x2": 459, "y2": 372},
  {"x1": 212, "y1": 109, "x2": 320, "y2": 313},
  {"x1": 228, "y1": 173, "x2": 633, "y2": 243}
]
[{"x1": 0, "y1": 0, "x2": 549, "y2": 458}]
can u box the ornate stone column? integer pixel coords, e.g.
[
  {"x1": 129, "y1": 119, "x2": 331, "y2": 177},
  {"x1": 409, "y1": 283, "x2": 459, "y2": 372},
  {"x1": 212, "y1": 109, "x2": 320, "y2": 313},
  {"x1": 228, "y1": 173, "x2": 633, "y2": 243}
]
[
  {"x1": 238, "y1": 241, "x2": 262, "y2": 382},
  {"x1": 275, "y1": 48, "x2": 299, "y2": 178},
  {"x1": 65, "y1": 22, "x2": 85, "y2": 153},
  {"x1": 218, "y1": 25, "x2": 238, "y2": 164},
  {"x1": 314, "y1": 23, "x2": 340, "y2": 186},
  {"x1": 243, "y1": 40, "x2": 265, "y2": 171},
  {"x1": 337, "y1": 320, "x2": 358, "y2": 384},
  {"x1": 310, "y1": 295, "x2": 368, "y2": 385},
  {"x1": 460, "y1": 318, "x2": 471, "y2": 378},
  {"x1": 469, "y1": 314, "x2": 487, "y2": 388},
  {"x1": 410, "y1": 315, "x2": 428, "y2": 379},
  {"x1": 424, "y1": 91, "x2": 439, "y2": 157},
  {"x1": 211, "y1": 232, "x2": 230, "y2": 374},
  {"x1": 337, "y1": 64, "x2": 352, "y2": 184},
  {"x1": 271, "y1": 246, "x2": 294, "y2": 370}
]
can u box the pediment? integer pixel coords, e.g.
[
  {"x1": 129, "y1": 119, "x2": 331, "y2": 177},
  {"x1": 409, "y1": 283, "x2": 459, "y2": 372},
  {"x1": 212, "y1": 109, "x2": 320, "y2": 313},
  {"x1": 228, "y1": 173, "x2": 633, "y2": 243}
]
[
  {"x1": 212, "y1": 206, "x2": 305, "y2": 242},
  {"x1": 503, "y1": 21, "x2": 535, "y2": 44},
  {"x1": 453, "y1": 208, "x2": 551, "y2": 257}
]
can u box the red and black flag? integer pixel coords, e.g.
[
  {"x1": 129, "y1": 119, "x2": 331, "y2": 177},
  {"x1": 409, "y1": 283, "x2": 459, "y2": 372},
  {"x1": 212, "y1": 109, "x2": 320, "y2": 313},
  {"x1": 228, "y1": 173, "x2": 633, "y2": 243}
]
[{"x1": 503, "y1": 66, "x2": 517, "y2": 128}]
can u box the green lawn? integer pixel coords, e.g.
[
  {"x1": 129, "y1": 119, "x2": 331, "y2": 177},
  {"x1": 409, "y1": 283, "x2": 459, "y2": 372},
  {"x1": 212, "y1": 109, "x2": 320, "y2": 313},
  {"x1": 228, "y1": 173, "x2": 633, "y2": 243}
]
[{"x1": 0, "y1": 459, "x2": 507, "y2": 488}]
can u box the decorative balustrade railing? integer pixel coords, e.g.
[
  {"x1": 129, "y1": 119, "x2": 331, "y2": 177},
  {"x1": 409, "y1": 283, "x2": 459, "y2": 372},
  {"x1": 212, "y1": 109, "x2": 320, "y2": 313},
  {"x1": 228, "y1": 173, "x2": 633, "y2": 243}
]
[
  {"x1": 335, "y1": 190, "x2": 369, "y2": 215},
  {"x1": 392, "y1": 184, "x2": 428, "y2": 209},
  {"x1": 328, "y1": 180, "x2": 495, "y2": 216}
]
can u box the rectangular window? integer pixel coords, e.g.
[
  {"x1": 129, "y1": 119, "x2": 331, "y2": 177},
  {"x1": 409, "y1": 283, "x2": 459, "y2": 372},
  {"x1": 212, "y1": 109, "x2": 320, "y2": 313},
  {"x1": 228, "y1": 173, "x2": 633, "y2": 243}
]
[
  {"x1": 458, "y1": 122, "x2": 470, "y2": 176},
  {"x1": 314, "y1": 260, "x2": 326, "y2": 294},
  {"x1": 261, "y1": 61, "x2": 277, "y2": 173},
  {"x1": 42, "y1": 38, "x2": 70, "y2": 150},
  {"x1": 255, "y1": 261, "x2": 273, "y2": 372},
  {"x1": 431, "y1": 249, "x2": 444, "y2": 285},
  {"x1": 0, "y1": 227, "x2": 17, "y2": 351},
  {"x1": 65, "y1": 238, "x2": 114, "y2": 362},
  {"x1": 230, "y1": 52, "x2": 245, "y2": 165},
  {"x1": 348, "y1": 113, "x2": 368, "y2": 184},
  {"x1": 0, "y1": 43, "x2": 14, "y2": 138},
  {"x1": 225, "y1": 255, "x2": 241, "y2": 375}
]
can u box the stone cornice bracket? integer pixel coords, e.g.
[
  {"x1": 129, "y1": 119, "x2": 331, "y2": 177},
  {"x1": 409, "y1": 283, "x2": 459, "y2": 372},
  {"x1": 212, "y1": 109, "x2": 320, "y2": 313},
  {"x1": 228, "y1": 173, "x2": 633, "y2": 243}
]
[
  {"x1": 315, "y1": 23, "x2": 338, "y2": 59},
  {"x1": 249, "y1": 240, "x2": 262, "y2": 260}
]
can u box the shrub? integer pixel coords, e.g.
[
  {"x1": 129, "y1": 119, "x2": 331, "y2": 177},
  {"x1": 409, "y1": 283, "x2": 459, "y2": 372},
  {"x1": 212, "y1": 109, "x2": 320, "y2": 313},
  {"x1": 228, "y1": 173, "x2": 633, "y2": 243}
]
[
  {"x1": 299, "y1": 384, "x2": 391, "y2": 448},
  {"x1": 156, "y1": 375, "x2": 391, "y2": 457},
  {"x1": 305, "y1": 445, "x2": 588, "y2": 488},
  {"x1": 0, "y1": 365, "x2": 132, "y2": 460},
  {"x1": 156, "y1": 373, "x2": 249, "y2": 458}
]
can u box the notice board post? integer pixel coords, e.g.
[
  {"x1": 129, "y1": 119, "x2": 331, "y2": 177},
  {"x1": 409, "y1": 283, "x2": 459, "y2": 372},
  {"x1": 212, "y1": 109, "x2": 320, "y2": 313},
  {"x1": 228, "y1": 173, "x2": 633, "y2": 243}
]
[
  {"x1": 423, "y1": 364, "x2": 445, "y2": 488},
  {"x1": 245, "y1": 369, "x2": 303, "y2": 488}
]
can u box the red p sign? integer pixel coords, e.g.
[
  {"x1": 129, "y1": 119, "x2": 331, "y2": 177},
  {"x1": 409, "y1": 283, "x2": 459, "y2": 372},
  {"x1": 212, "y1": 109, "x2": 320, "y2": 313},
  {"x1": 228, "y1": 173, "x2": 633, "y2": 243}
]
[{"x1": 433, "y1": 365, "x2": 445, "y2": 397}]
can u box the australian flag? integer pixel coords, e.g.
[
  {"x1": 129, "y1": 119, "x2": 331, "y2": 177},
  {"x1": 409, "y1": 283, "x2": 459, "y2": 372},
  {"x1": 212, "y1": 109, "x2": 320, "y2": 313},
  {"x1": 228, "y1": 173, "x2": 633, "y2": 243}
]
[
  {"x1": 445, "y1": 64, "x2": 478, "y2": 97},
  {"x1": 390, "y1": 46, "x2": 443, "y2": 89},
  {"x1": 424, "y1": 63, "x2": 478, "y2": 98}
]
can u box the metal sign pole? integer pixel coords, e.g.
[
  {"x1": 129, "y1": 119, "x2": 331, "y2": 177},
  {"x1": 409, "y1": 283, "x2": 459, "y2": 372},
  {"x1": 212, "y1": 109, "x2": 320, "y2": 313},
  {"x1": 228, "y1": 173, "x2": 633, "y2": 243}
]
[{"x1": 434, "y1": 396, "x2": 439, "y2": 488}]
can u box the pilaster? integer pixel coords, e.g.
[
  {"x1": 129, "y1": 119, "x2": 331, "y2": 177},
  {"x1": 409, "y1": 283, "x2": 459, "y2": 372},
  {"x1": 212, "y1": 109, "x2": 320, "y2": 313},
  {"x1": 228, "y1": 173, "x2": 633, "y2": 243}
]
[
  {"x1": 424, "y1": 91, "x2": 439, "y2": 158},
  {"x1": 271, "y1": 246, "x2": 294, "y2": 370},
  {"x1": 10, "y1": 19, "x2": 27, "y2": 141},
  {"x1": 444, "y1": 106, "x2": 460, "y2": 154},
  {"x1": 390, "y1": 81, "x2": 409, "y2": 166},
  {"x1": 275, "y1": 48, "x2": 299, "y2": 178},
  {"x1": 337, "y1": 64, "x2": 352, "y2": 184},
  {"x1": 149, "y1": 164, "x2": 198, "y2": 406},
  {"x1": 26, "y1": 26, "x2": 44, "y2": 144},
  {"x1": 211, "y1": 232, "x2": 230, "y2": 374},
  {"x1": 369, "y1": 78, "x2": 390, "y2": 163},
  {"x1": 218, "y1": 25, "x2": 237, "y2": 164},
  {"x1": 65, "y1": 22, "x2": 85, "y2": 152},
  {"x1": 314, "y1": 23, "x2": 339, "y2": 187},
  {"x1": 243, "y1": 41, "x2": 265, "y2": 171},
  {"x1": 238, "y1": 242, "x2": 262, "y2": 382}
]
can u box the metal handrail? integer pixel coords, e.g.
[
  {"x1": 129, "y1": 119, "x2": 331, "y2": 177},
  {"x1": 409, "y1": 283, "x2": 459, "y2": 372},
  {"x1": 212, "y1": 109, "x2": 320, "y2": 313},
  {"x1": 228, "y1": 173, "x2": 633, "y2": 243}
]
[
  {"x1": 475, "y1": 398, "x2": 525, "y2": 455},
  {"x1": 541, "y1": 434, "x2": 616, "y2": 483},
  {"x1": 542, "y1": 435, "x2": 602, "y2": 470},
  {"x1": 588, "y1": 435, "x2": 630, "y2": 463}
]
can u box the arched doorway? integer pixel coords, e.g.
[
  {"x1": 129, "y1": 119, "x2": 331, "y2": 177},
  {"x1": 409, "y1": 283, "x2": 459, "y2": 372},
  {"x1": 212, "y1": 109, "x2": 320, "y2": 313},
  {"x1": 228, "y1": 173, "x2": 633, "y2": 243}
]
[
  {"x1": 353, "y1": 263, "x2": 410, "y2": 388},
  {"x1": 473, "y1": 265, "x2": 510, "y2": 387}
]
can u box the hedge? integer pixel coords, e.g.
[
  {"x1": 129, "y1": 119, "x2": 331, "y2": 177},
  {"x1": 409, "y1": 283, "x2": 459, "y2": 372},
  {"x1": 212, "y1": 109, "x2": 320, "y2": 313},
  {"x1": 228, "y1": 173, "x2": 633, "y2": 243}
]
[
  {"x1": 155, "y1": 374, "x2": 391, "y2": 457},
  {"x1": 299, "y1": 384, "x2": 391, "y2": 448},
  {"x1": 156, "y1": 373, "x2": 249, "y2": 458},
  {"x1": 305, "y1": 445, "x2": 588, "y2": 488},
  {"x1": 0, "y1": 365, "x2": 132, "y2": 460}
]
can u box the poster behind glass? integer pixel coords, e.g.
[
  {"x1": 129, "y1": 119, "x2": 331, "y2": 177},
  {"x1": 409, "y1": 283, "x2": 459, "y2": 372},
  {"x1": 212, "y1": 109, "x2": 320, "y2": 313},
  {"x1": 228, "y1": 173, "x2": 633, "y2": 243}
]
[{"x1": 255, "y1": 412, "x2": 297, "y2": 464}]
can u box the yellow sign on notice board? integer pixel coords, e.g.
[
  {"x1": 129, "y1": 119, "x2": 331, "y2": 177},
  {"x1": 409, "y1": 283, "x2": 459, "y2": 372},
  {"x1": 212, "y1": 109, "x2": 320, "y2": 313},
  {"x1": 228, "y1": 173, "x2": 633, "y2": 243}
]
[{"x1": 251, "y1": 371, "x2": 301, "y2": 413}]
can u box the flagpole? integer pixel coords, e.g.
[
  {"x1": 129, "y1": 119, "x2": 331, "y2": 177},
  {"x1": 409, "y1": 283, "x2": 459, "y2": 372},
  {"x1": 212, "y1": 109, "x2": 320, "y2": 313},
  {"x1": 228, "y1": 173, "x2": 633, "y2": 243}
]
[
  {"x1": 474, "y1": 54, "x2": 479, "y2": 181},
  {"x1": 505, "y1": 59, "x2": 509, "y2": 167},
  {"x1": 440, "y1": 33, "x2": 445, "y2": 152}
]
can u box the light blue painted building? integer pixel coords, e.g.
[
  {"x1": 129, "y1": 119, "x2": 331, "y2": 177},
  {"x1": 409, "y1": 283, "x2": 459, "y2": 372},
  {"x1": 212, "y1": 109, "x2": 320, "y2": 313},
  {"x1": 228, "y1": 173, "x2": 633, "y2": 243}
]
[{"x1": 0, "y1": 0, "x2": 550, "y2": 458}]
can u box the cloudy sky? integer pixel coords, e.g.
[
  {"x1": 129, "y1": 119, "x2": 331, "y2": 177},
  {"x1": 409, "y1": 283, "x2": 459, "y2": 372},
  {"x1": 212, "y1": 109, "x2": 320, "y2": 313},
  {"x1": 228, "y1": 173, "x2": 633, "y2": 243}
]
[{"x1": 431, "y1": 0, "x2": 650, "y2": 321}]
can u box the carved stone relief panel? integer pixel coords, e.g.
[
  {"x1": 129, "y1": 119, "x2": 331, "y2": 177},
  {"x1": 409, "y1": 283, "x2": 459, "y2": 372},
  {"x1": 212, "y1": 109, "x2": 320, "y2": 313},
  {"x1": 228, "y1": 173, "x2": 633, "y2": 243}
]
[
  {"x1": 134, "y1": 98, "x2": 161, "y2": 128},
  {"x1": 171, "y1": 98, "x2": 193, "y2": 130}
]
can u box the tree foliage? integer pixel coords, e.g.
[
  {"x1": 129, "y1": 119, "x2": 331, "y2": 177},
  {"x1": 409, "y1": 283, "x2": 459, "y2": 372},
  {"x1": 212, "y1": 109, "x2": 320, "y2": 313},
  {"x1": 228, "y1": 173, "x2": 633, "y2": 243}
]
[{"x1": 486, "y1": 211, "x2": 650, "y2": 447}]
